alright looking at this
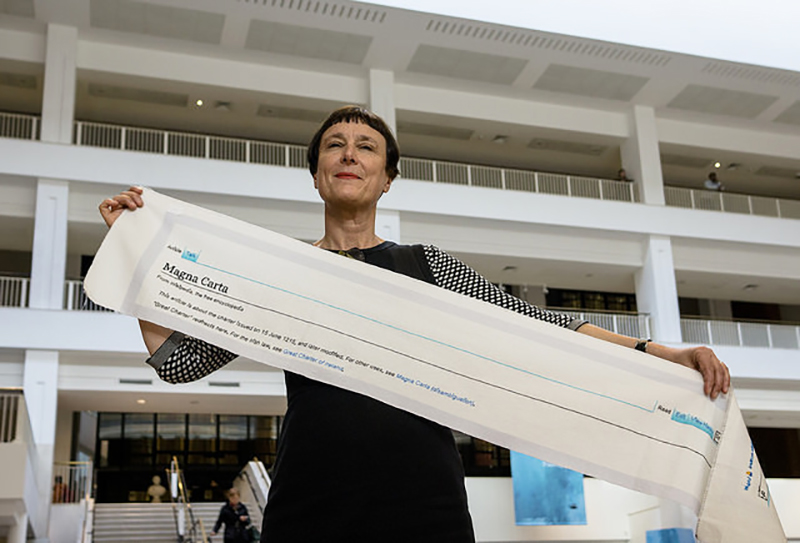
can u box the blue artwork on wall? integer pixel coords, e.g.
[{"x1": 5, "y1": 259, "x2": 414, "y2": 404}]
[
  {"x1": 646, "y1": 528, "x2": 695, "y2": 543},
  {"x1": 510, "y1": 451, "x2": 586, "y2": 526}
]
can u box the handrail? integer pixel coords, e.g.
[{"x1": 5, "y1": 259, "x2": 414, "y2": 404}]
[
  {"x1": 548, "y1": 307, "x2": 651, "y2": 338},
  {"x1": 167, "y1": 456, "x2": 208, "y2": 543},
  {"x1": 0, "y1": 276, "x2": 29, "y2": 308},
  {"x1": 664, "y1": 185, "x2": 800, "y2": 220},
  {"x1": 2, "y1": 111, "x2": 799, "y2": 215},
  {"x1": 236, "y1": 458, "x2": 271, "y2": 530},
  {"x1": 680, "y1": 314, "x2": 800, "y2": 327},
  {"x1": 681, "y1": 317, "x2": 800, "y2": 349},
  {"x1": 52, "y1": 460, "x2": 94, "y2": 503},
  {"x1": 64, "y1": 279, "x2": 112, "y2": 311},
  {"x1": 80, "y1": 497, "x2": 94, "y2": 543}
]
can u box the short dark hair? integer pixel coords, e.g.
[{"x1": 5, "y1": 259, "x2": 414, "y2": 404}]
[{"x1": 307, "y1": 105, "x2": 400, "y2": 181}]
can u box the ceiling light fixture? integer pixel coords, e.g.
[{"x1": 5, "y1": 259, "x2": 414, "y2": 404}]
[
  {"x1": 136, "y1": 399, "x2": 146, "y2": 404},
  {"x1": 195, "y1": 99, "x2": 204, "y2": 107},
  {"x1": 492, "y1": 135, "x2": 508, "y2": 144},
  {"x1": 714, "y1": 162, "x2": 721, "y2": 168}
]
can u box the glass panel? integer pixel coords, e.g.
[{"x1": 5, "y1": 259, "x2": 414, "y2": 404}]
[
  {"x1": 98, "y1": 413, "x2": 123, "y2": 468},
  {"x1": 157, "y1": 413, "x2": 185, "y2": 451},
  {"x1": 219, "y1": 415, "x2": 247, "y2": 452},
  {"x1": 98, "y1": 413, "x2": 122, "y2": 439},
  {"x1": 250, "y1": 416, "x2": 280, "y2": 466},
  {"x1": 584, "y1": 293, "x2": 605, "y2": 311},
  {"x1": 125, "y1": 413, "x2": 154, "y2": 466},
  {"x1": 188, "y1": 414, "x2": 217, "y2": 453},
  {"x1": 560, "y1": 291, "x2": 582, "y2": 309},
  {"x1": 188, "y1": 453, "x2": 217, "y2": 466},
  {"x1": 606, "y1": 294, "x2": 630, "y2": 312}
]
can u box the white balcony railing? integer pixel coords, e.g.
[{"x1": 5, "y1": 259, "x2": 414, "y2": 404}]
[
  {"x1": 6, "y1": 112, "x2": 800, "y2": 215},
  {"x1": 52, "y1": 461, "x2": 93, "y2": 504},
  {"x1": 0, "y1": 276, "x2": 29, "y2": 307},
  {"x1": 551, "y1": 308, "x2": 651, "y2": 339},
  {"x1": 70, "y1": 119, "x2": 640, "y2": 202},
  {"x1": 4, "y1": 273, "x2": 800, "y2": 350},
  {"x1": 0, "y1": 276, "x2": 111, "y2": 311},
  {"x1": 681, "y1": 318, "x2": 800, "y2": 349},
  {"x1": 665, "y1": 186, "x2": 800, "y2": 220},
  {"x1": 0, "y1": 111, "x2": 39, "y2": 140},
  {"x1": 0, "y1": 392, "x2": 22, "y2": 442},
  {"x1": 0, "y1": 112, "x2": 640, "y2": 203},
  {"x1": 64, "y1": 279, "x2": 112, "y2": 312}
]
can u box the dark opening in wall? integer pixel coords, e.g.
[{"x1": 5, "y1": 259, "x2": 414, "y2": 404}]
[{"x1": 749, "y1": 427, "x2": 800, "y2": 478}]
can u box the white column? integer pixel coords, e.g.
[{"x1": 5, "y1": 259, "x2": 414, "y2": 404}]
[
  {"x1": 370, "y1": 69, "x2": 400, "y2": 242},
  {"x1": 24, "y1": 350, "x2": 59, "y2": 540},
  {"x1": 24, "y1": 24, "x2": 76, "y2": 542},
  {"x1": 368, "y1": 69, "x2": 396, "y2": 136},
  {"x1": 7, "y1": 512, "x2": 28, "y2": 543},
  {"x1": 375, "y1": 209, "x2": 401, "y2": 244},
  {"x1": 635, "y1": 235, "x2": 682, "y2": 343},
  {"x1": 29, "y1": 179, "x2": 69, "y2": 310},
  {"x1": 40, "y1": 24, "x2": 78, "y2": 144},
  {"x1": 621, "y1": 105, "x2": 665, "y2": 205}
]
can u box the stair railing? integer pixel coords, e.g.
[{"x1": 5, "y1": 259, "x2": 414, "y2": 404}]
[
  {"x1": 167, "y1": 456, "x2": 209, "y2": 543},
  {"x1": 235, "y1": 457, "x2": 272, "y2": 530}
]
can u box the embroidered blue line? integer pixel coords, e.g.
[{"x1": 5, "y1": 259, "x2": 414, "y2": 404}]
[{"x1": 192, "y1": 259, "x2": 657, "y2": 413}]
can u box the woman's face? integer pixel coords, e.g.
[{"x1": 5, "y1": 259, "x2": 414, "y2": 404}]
[{"x1": 314, "y1": 121, "x2": 391, "y2": 211}]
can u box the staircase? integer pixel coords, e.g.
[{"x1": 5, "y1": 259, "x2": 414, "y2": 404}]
[{"x1": 92, "y1": 502, "x2": 227, "y2": 542}]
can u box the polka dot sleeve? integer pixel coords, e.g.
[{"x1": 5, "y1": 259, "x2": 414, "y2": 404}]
[
  {"x1": 422, "y1": 245, "x2": 586, "y2": 330},
  {"x1": 146, "y1": 332, "x2": 237, "y2": 384}
]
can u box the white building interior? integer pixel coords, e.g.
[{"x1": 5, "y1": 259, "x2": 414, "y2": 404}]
[{"x1": 0, "y1": 0, "x2": 798, "y2": 541}]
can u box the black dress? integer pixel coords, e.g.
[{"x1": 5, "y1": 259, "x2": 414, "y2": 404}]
[{"x1": 148, "y1": 242, "x2": 585, "y2": 543}]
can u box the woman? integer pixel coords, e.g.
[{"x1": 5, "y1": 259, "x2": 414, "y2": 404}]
[
  {"x1": 212, "y1": 488, "x2": 250, "y2": 543},
  {"x1": 100, "y1": 106, "x2": 730, "y2": 542}
]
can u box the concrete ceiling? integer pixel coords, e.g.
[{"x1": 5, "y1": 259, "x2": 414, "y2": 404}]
[{"x1": 0, "y1": 0, "x2": 798, "y2": 198}]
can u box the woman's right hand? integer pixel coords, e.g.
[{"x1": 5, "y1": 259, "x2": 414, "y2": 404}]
[{"x1": 99, "y1": 186, "x2": 144, "y2": 228}]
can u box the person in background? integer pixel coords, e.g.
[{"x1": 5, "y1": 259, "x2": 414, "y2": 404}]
[
  {"x1": 704, "y1": 171, "x2": 724, "y2": 191},
  {"x1": 52, "y1": 475, "x2": 68, "y2": 503},
  {"x1": 618, "y1": 168, "x2": 633, "y2": 182},
  {"x1": 212, "y1": 488, "x2": 250, "y2": 543}
]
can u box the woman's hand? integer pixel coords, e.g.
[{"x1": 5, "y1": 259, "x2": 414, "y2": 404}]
[
  {"x1": 99, "y1": 186, "x2": 143, "y2": 228},
  {"x1": 656, "y1": 345, "x2": 731, "y2": 400},
  {"x1": 577, "y1": 324, "x2": 731, "y2": 400}
]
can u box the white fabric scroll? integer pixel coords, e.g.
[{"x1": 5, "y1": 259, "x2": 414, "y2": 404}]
[{"x1": 85, "y1": 189, "x2": 785, "y2": 542}]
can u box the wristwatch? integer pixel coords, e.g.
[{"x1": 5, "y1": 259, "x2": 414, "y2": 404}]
[{"x1": 634, "y1": 339, "x2": 651, "y2": 353}]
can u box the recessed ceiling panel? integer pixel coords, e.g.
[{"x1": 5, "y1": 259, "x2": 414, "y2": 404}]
[
  {"x1": 667, "y1": 84, "x2": 778, "y2": 118},
  {"x1": 0, "y1": 71, "x2": 37, "y2": 89},
  {"x1": 90, "y1": 0, "x2": 225, "y2": 44},
  {"x1": 0, "y1": 0, "x2": 34, "y2": 17},
  {"x1": 773, "y1": 100, "x2": 800, "y2": 126},
  {"x1": 246, "y1": 20, "x2": 372, "y2": 65},
  {"x1": 756, "y1": 165, "x2": 799, "y2": 178},
  {"x1": 528, "y1": 137, "x2": 607, "y2": 156},
  {"x1": 397, "y1": 121, "x2": 473, "y2": 141},
  {"x1": 256, "y1": 104, "x2": 328, "y2": 124},
  {"x1": 533, "y1": 64, "x2": 648, "y2": 101},
  {"x1": 406, "y1": 44, "x2": 526, "y2": 85},
  {"x1": 661, "y1": 154, "x2": 712, "y2": 169},
  {"x1": 88, "y1": 83, "x2": 188, "y2": 107}
]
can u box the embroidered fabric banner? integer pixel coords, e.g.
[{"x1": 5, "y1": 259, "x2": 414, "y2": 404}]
[{"x1": 85, "y1": 189, "x2": 785, "y2": 543}]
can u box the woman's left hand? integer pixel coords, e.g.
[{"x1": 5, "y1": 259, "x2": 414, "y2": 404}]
[{"x1": 660, "y1": 345, "x2": 730, "y2": 400}]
